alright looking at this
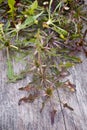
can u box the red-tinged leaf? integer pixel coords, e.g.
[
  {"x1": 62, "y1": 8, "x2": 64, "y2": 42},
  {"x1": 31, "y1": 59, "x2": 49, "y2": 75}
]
[
  {"x1": 64, "y1": 80, "x2": 76, "y2": 92},
  {"x1": 18, "y1": 93, "x2": 38, "y2": 105},
  {"x1": 50, "y1": 109, "x2": 57, "y2": 125},
  {"x1": 63, "y1": 103, "x2": 74, "y2": 111},
  {"x1": 18, "y1": 96, "x2": 29, "y2": 105},
  {"x1": 19, "y1": 85, "x2": 34, "y2": 92}
]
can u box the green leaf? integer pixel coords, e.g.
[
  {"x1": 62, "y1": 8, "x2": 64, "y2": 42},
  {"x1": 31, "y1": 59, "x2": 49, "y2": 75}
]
[
  {"x1": 29, "y1": 0, "x2": 38, "y2": 14},
  {"x1": 46, "y1": 19, "x2": 68, "y2": 36},
  {"x1": 0, "y1": 0, "x2": 3, "y2": 4},
  {"x1": 63, "y1": 55, "x2": 82, "y2": 63},
  {"x1": 15, "y1": 16, "x2": 37, "y2": 31},
  {"x1": 4, "y1": 21, "x2": 11, "y2": 33},
  {"x1": 24, "y1": 11, "x2": 43, "y2": 26},
  {"x1": 71, "y1": 34, "x2": 81, "y2": 39},
  {"x1": 8, "y1": 0, "x2": 16, "y2": 10},
  {"x1": 7, "y1": 58, "x2": 14, "y2": 80},
  {"x1": 15, "y1": 11, "x2": 43, "y2": 32},
  {"x1": 52, "y1": 26, "x2": 68, "y2": 36},
  {"x1": 59, "y1": 62, "x2": 74, "y2": 68},
  {"x1": 31, "y1": 0, "x2": 38, "y2": 9},
  {"x1": 22, "y1": 0, "x2": 38, "y2": 15},
  {"x1": 8, "y1": 0, "x2": 16, "y2": 18}
]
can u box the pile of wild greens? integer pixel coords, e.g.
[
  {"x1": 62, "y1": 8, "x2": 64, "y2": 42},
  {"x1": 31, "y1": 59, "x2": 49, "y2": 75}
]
[{"x1": 0, "y1": 0, "x2": 87, "y2": 123}]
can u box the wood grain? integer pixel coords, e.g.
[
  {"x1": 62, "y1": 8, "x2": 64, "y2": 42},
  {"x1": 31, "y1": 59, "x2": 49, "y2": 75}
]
[
  {"x1": 0, "y1": 50, "x2": 66, "y2": 130},
  {"x1": 0, "y1": 49, "x2": 87, "y2": 130},
  {"x1": 0, "y1": 0, "x2": 87, "y2": 129}
]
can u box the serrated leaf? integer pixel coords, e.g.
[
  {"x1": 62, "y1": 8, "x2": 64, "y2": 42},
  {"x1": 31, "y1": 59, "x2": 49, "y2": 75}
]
[
  {"x1": 30, "y1": 0, "x2": 38, "y2": 14},
  {"x1": 15, "y1": 12, "x2": 43, "y2": 32},
  {"x1": 23, "y1": 11, "x2": 43, "y2": 26},
  {"x1": 31, "y1": 0, "x2": 38, "y2": 9},
  {"x1": 8, "y1": 0, "x2": 16, "y2": 11},
  {"x1": 23, "y1": 0, "x2": 38, "y2": 15},
  {"x1": 18, "y1": 93, "x2": 38, "y2": 105},
  {"x1": 19, "y1": 85, "x2": 34, "y2": 91},
  {"x1": 52, "y1": 26, "x2": 68, "y2": 36},
  {"x1": 8, "y1": 0, "x2": 16, "y2": 18}
]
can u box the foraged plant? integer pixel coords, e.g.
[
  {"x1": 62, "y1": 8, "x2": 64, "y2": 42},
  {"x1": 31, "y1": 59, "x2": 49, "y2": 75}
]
[{"x1": 0, "y1": 0, "x2": 87, "y2": 125}]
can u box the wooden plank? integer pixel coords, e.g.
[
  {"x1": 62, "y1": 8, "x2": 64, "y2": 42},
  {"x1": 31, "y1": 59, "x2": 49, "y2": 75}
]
[
  {"x1": 0, "y1": 51, "x2": 87, "y2": 130},
  {"x1": 0, "y1": 0, "x2": 87, "y2": 128},
  {"x1": 0, "y1": 50, "x2": 66, "y2": 130},
  {"x1": 57, "y1": 55, "x2": 87, "y2": 130}
]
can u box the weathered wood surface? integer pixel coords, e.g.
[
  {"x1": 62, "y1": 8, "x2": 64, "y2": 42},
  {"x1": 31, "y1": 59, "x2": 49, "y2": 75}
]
[
  {"x1": 0, "y1": 1, "x2": 87, "y2": 130},
  {"x1": 0, "y1": 51, "x2": 87, "y2": 130}
]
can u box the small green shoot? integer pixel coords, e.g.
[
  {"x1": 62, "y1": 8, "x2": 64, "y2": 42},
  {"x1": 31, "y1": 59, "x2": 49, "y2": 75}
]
[
  {"x1": 8, "y1": 0, "x2": 16, "y2": 20},
  {"x1": 6, "y1": 47, "x2": 14, "y2": 80}
]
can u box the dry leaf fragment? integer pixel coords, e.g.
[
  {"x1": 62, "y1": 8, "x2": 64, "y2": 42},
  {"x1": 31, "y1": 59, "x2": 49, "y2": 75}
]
[
  {"x1": 63, "y1": 103, "x2": 74, "y2": 111},
  {"x1": 18, "y1": 96, "x2": 30, "y2": 105},
  {"x1": 18, "y1": 93, "x2": 38, "y2": 105},
  {"x1": 64, "y1": 80, "x2": 76, "y2": 92},
  {"x1": 50, "y1": 109, "x2": 57, "y2": 125},
  {"x1": 19, "y1": 85, "x2": 34, "y2": 92},
  {"x1": 40, "y1": 102, "x2": 45, "y2": 113}
]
